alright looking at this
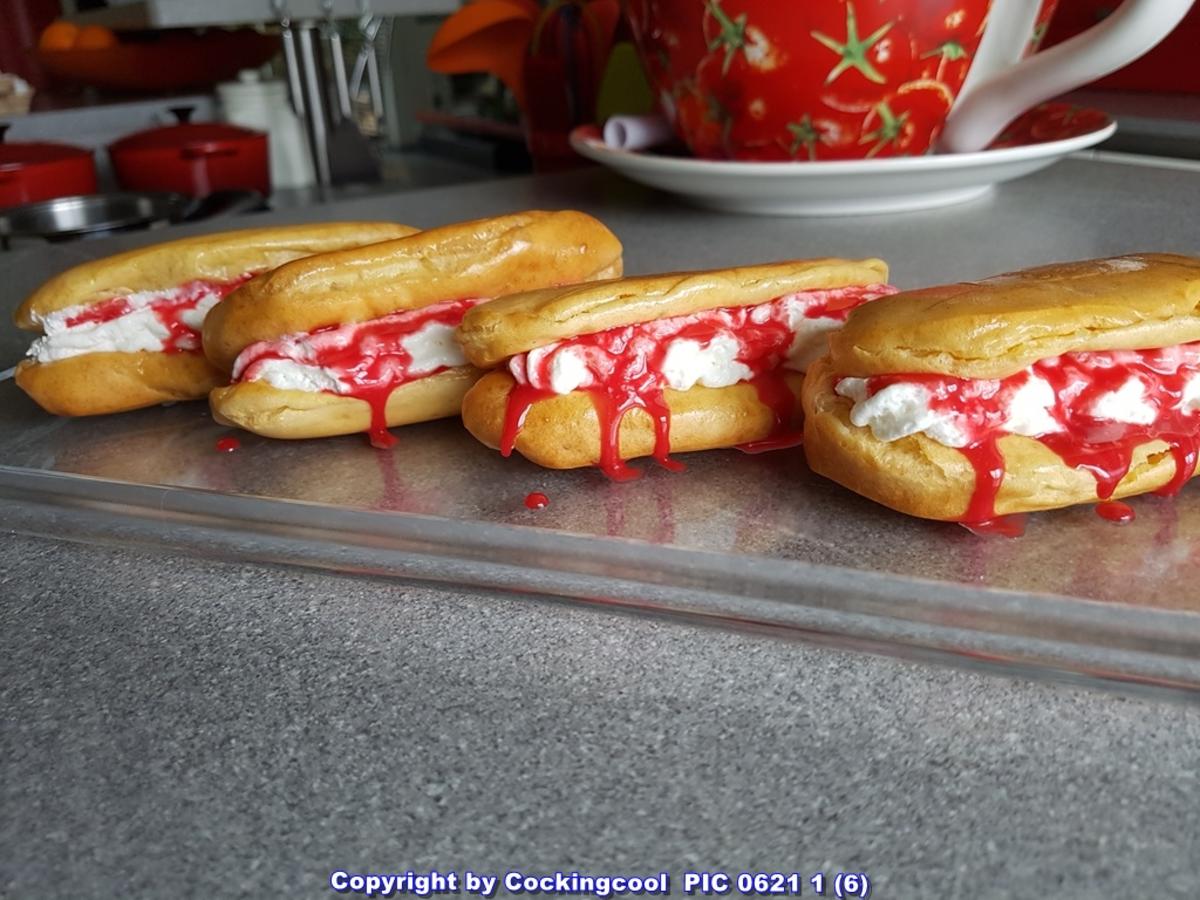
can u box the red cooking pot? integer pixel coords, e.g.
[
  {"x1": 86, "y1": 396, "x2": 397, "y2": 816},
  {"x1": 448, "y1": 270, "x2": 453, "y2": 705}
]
[
  {"x1": 0, "y1": 123, "x2": 97, "y2": 208},
  {"x1": 108, "y1": 107, "x2": 270, "y2": 198}
]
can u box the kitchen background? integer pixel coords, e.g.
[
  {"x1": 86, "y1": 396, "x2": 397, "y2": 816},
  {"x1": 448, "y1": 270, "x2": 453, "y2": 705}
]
[{"x1": 2, "y1": 0, "x2": 1198, "y2": 243}]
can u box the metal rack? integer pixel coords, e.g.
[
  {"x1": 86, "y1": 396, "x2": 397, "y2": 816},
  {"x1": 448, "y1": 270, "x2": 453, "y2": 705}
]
[{"x1": 66, "y1": 0, "x2": 454, "y2": 30}]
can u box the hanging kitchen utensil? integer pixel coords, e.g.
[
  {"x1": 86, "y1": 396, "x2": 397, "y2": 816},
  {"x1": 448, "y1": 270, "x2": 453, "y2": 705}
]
[
  {"x1": 272, "y1": 0, "x2": 306, "y2": 118},
  {"x1": 295, "y1": 20, "x2": 332, "y2": 186},
  {"x1": 349, "y1": 11, "x2": 386, "y2": 131},
  {"x1": 349, "y1": 16, "x2": 386, "y2": 134},
  {"x1": 321, "y1": 0, "x2": 380, "y2": 184},
  {"x1": 324, "y1": 0, "x2": 353, "y2": 120},
  {"x1": 361, "y1": 1, "x2": 386, "y2": 126},
  {"x1": 365, "y1": 21, "x2": 386, "y2": 125}
]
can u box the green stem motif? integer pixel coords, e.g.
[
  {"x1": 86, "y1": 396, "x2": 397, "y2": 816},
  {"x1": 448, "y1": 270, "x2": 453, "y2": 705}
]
[
  {"x1": 786, "y1": 116, "x2": 821, "y2": 162},
  {"x1": 860, "y1": 100, "x2": 909, "y2": 158},
  {"x1": 920, "y1": 40, "x2": 968, "y2": 62},
  {"x1": 705, "y1": 0, "x2": 749, "y2": 77},
  {"x1": 811, "y1": 2, "x2": 892, "y2": 86}
]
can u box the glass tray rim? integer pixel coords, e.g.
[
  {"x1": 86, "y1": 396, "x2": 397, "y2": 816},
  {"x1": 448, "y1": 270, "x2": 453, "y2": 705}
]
[{"x1": 6, "y1": 464, "x2": 1200, "y2": 700}]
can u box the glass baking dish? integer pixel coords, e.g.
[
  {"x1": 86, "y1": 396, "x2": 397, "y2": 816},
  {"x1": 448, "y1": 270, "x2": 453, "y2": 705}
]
[{"x1": 6, "y1": 153, "x2": 1200, "y2": 699}]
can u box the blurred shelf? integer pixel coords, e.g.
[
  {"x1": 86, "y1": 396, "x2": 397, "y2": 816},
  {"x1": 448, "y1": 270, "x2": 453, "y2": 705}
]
[
  {"x1": 414, "y1": 109, "x2": 523, "y2": 142},
  {"x1": 67, "y1": 0, "x2": 457, "y2": 29},
  {"x1": 413, "y1": 109, "x2": 531, "y2": 173}
]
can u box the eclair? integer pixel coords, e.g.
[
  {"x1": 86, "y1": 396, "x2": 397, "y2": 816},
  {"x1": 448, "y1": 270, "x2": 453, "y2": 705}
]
[
  {"x1": 457, "y1": 259, "x2": 895, "y2": 479},
  {"x1": 205, "y1": 210, "x2": 623, "y2": 447},
  {"x1": 802, "y1": 253, "x2": 1200, "y2": 523},
  {"x1": 13, "y1": 221, "x2": 415, "y2": 417}
]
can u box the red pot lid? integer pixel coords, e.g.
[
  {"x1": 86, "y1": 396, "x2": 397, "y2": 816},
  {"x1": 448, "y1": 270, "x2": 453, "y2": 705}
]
[
  {"x1": 0, "y1": 133, "x2": 92, "y2": 172},
  {"x1": 111, "y1": 121, "x2": 265, "y2": 153}
]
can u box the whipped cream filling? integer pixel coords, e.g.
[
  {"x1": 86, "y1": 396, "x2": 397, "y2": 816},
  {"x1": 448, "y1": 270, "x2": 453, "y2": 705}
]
[
  {"x1": 660, "y1": 334, "x2": 753, "y2": 391},
  {"x1": 241, "y1": 321, "x2": 466, "y2": 394},
  {"x1": 29, "y1": 289, "x2": 223, "y2": 362},
  {"x1": 835, "y1": 344, "x2": 1200, "y2": 449},
  {"x1": 233, "y1": 298, "x2": 482, "y2": 395},
  {"x1": 836, "y1": 377, "x2": 973, "y2": 447},
  {"x1": 246, "y1": 357, "x2": 346, "y2": 394},
  {"x1": 510, "y1": 284, "x2": 896, "y2": 396},
  {"x1": 27, "y1": 286, "x2": 225, "y2": 364},
  {"x1": 1088, "y1": 376, "x2": 1156, "y2": 425}
]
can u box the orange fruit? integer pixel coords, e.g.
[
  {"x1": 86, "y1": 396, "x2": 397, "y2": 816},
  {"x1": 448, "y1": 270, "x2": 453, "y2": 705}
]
[
  {"x1": 39, "y1": 20, "x2": 80, "y2": 51},
  {"x1": 74, "y1": 25, "x2": 118, "y2": 49}
]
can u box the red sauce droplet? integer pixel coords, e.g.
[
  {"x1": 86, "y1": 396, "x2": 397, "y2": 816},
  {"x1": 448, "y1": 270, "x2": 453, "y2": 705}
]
[
  {"x1": 1096, "y1": 500, "x2": 1135, "y2": 524},
  {"x1": 960, "y1": 514, "x2": 1028, "y2": 538},
  {"x1": 215, "y1": 436, "x2": 241, "y2": 453},
  {"x1": 524, "y1": 491, "x2": 549, "y2": 509},
  {"x1": 234, "y1": 298, "x2": 483, "y2": 449},
  {"x1": 501, "y1": 285, "x2": 892, "y2": 480}
]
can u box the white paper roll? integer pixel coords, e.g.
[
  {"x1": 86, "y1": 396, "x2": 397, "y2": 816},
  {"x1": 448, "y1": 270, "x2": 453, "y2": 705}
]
[{"x1": 602, "y1": 114, "x2": 674, "y2": 151}]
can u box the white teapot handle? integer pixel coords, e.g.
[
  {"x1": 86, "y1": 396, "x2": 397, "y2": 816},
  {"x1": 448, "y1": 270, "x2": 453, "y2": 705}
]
[{"x1": 939, "y1": 0, "x2": 1194, "y2": 153}]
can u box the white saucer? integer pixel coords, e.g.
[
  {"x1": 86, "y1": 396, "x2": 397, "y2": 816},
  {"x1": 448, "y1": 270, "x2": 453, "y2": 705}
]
[{"x1": 570, "y1": 112, "x2": 1115, "y2": 217}]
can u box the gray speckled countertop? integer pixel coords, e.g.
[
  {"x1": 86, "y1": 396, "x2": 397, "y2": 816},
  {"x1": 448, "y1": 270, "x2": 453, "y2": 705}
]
[
  {"x1": 4, "y1": 533, "x2": 1200, "y2": 898},
  {"x1": 4, "y1": 161, "x2": 1200, "y2": 898}
]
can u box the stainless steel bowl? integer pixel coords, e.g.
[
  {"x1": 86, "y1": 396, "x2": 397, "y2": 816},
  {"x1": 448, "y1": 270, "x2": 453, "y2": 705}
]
[{"x1": 0, "y1": 192, "x2": 190, "y2": 243}]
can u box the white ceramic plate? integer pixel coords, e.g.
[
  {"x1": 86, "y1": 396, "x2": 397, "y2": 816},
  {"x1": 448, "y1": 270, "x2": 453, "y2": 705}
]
[{"x1": 570, "y1": 108, "x2": 1115, "y2": 217}]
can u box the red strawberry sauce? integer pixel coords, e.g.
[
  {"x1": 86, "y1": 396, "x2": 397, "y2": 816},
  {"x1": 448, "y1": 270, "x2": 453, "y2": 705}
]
[
  {"x1": 501, "y1": 284, "x2": 893, "y2": 480},
  {"x1": 62, "y1": 275, "x2": 253, "y2": 353},
  {"x1": 1095, "y1": 501, "x2": 1135, "y2": 524},
  {"x1": 234, "y1": 298, "x2": 483, "y2": 449},
  {"x1": 844, "y1": 344, "x2": 1200, "y2": 524}
]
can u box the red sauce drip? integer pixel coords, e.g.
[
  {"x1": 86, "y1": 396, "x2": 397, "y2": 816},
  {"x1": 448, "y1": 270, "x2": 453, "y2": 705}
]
[
  {"x1": 524, "y1": 491, "x2": 550, "y2": 509},
  {"x1": 360, "y1": 383, "x2": 399, "y2": 449},
  {"x1": 500, "y1": 382, "x2": 557, "y2": 458},
  {"x1": 1033, "y1": 359, "x2": 1198, "y2": 500},
  {"x1": 958, "y1": 436, "x2": 1007, "y2": 523},
  {"x1": 215, "y1": 436, "x2": 241, "y2": 453},
  {"x1": 237, "y1": 298, "x2": 481, "y2": 449},
  {"x1": 960, "y1": 514, "x2": 1028, "y2": 538},
  {"x1": 63, "y1": 275, "x2": 253, "y2": 354},
  {"x1": 1157, "y1": 441, "x2": 1200, "y2": 496},
  {"x1": 852, "y1": 344, "x2": 1200, "y2": 523},
  {"x1": 583, "y1": 387, "x2": 670, "y2": 481},
  {"x1": 1096, "y1": 500, "x2": 1135, "y2": 524},
  {"x1": 65, "y1": 298, "x2": 133, "y2": 327},
  {"x1": 504, "y1": 284, "x2": 893, "y2": 479},
  {"x1": 737, "y1": 371, "x2": 803, "y2": 453},
  {"x1": 585, "y1": 354, "x2": 685, "y2": 480}
]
